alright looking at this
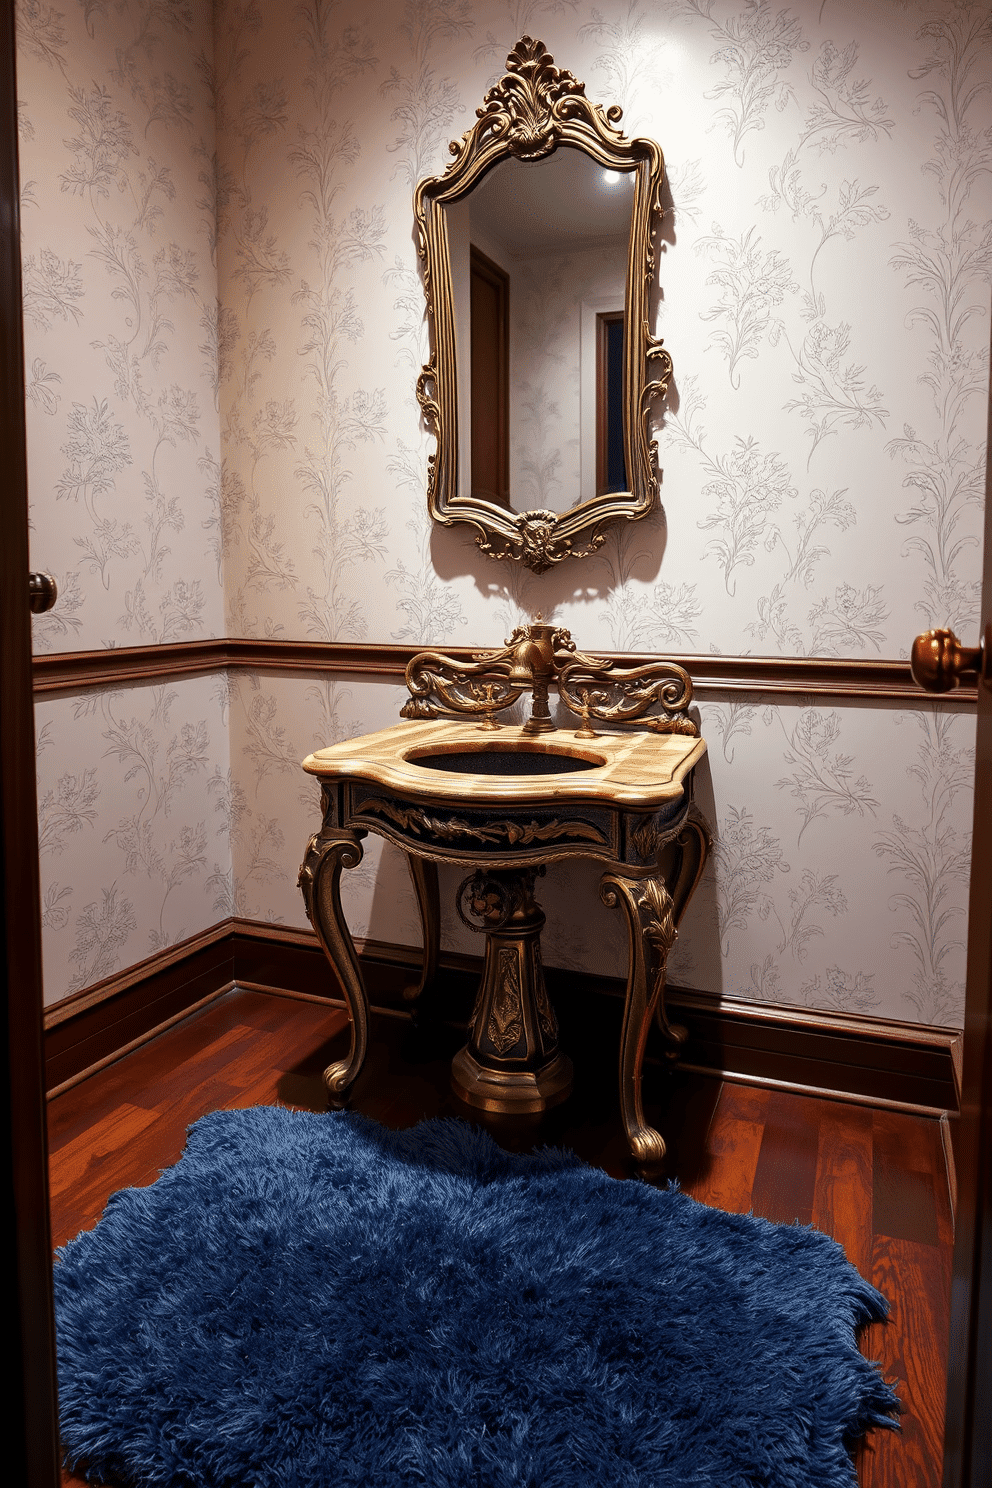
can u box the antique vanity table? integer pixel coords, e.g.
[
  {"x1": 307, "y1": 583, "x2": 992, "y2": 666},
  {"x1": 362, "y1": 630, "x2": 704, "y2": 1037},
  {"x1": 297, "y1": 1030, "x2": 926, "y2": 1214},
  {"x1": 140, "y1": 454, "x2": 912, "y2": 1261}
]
[
  {"x1": 299, "y1": 624, "x2": 710, "y2": 1169},
  {"x1": 297, "y1": 46, "x2": 703, "y2": 1168}
]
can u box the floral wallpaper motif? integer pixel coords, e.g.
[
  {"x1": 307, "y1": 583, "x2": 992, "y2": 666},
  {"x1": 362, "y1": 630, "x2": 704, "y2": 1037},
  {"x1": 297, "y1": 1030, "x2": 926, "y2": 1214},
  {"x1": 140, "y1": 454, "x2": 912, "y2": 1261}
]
[
  {"x1": 688, "y1": 695, "x2": 976, "y2": 1027},
  {"x1": 34, "y1": 675, "x2": 230, "y2": 1005},
  {"x1": 18, "y1": 0, "x2": 223, "y2": 651},
  {"x1": 20, "y1": 0, "x2": 989, "y2": 1029},
  {"x1": 207, "y1": 0, "x2": 991, "y2": 664}
]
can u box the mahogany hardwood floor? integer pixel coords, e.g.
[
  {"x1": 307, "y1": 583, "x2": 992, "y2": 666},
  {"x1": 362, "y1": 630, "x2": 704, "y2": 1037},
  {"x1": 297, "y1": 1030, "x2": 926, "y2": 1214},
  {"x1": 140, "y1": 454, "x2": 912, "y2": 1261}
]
[{"x1": 48, "y1": 987, "x2": 953, "y2": 1488}]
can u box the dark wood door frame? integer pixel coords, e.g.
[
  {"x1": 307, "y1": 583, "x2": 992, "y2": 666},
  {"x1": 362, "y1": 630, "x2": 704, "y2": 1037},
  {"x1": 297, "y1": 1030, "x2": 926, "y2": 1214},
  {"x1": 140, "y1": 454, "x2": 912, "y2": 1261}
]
[
  {"x1": 0, "y1": 0, "x2": 988, "y2": 1480},
  {"x1": 941, "y1": 352, "x2": 992, "y2": 1488},
  {"x1": 0, "y1": 0, "x2": 60, "y2": 1481}
]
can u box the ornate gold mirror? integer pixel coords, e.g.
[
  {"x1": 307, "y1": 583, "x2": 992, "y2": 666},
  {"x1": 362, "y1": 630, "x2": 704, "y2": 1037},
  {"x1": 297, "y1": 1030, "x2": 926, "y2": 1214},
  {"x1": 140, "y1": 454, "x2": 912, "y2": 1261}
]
[{"x1": 415, "y1": 37, "x2": 673, "y2": 574}]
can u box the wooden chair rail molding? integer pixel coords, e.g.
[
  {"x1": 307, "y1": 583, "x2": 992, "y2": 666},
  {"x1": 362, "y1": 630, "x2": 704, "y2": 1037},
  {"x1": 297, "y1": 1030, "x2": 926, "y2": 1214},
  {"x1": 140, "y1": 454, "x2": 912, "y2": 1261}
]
[
  {"x1": 43, "y1": 915, "x2": 962, "y2": 1117},
  {"x1": 31, "y1": 638, "x2": 979, "y2": 703}
]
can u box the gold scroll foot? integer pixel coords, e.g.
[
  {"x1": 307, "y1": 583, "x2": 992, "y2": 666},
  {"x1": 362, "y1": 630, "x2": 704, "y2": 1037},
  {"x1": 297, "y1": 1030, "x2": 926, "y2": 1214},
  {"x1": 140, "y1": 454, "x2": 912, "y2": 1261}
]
[
  {"x1": 298, "y1": 830, "x2": 368, "y2": 1106},
  {"x1": 321, "y1": 1058, "x2": 353, "y2": 1104},
  {"x1": 629, "y1": 1125, "x2": 667, "y2": 1169}
]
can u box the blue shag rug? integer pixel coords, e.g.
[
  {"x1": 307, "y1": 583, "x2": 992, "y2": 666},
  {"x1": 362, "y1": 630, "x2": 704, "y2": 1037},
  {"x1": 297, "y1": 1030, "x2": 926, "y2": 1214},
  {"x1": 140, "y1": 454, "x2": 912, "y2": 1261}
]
[{"x1": 55, "y1": 1107, "x2": 898, "y2": 1488}]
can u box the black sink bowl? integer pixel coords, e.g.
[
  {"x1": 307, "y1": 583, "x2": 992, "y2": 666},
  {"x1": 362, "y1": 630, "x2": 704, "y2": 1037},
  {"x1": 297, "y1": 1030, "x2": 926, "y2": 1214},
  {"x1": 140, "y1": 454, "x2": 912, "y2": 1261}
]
[{"x1": 407, "y1": 746, "x2": 605, "y2": 777}]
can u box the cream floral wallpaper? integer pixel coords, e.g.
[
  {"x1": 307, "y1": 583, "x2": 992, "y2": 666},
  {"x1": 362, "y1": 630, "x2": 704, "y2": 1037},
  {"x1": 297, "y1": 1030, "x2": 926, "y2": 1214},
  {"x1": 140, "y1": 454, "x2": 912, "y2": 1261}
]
[
  {"x1": 34, "y1": 674, "x2": 231, "y2": 1003},
  {"x1": 215, "y1": 0, "x2": 990, "y2": 658},
  {"x1": 19, "y1": 0, "x2": 991, "y2": 1027},
  {"x1": 18, "y1": 0, "x2": 223, "y2": 651},
  {"x1": 18, "y1": 0, "x2": 229, "y2": 1005}
]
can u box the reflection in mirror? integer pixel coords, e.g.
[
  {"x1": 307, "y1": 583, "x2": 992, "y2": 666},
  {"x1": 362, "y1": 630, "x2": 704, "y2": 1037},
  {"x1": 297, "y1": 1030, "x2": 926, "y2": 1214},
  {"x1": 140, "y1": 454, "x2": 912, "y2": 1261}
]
[
  {"x1": 468, "y1": 246, "x2": 509, "y2": 507},
  {"x1": 414, "y1": 36, "x2": 672, "y2": 572},
  {"x1": 597, "y1": 311, "x2": 626, "y2": 496},
  {"x1": 444, "y1": 148, "x2": 636, "y2": 516}
]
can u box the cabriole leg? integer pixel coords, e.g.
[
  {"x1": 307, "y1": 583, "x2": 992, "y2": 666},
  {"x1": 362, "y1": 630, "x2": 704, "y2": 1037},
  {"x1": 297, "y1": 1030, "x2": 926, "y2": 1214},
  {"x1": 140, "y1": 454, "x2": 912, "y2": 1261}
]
[
  {"x1": 600, "y1": 871, "x2": 677, "y2": 1170},
  {"x1": 298, "y1": 829, "x2": 368, "y2": 1104}
]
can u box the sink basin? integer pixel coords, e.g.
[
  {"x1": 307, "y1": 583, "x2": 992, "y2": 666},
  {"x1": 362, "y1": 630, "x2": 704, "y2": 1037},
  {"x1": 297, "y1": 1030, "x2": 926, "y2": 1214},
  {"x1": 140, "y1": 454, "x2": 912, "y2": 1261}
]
[{"x1": 406, "y1": 744, "x2": 606, "y2": 777}]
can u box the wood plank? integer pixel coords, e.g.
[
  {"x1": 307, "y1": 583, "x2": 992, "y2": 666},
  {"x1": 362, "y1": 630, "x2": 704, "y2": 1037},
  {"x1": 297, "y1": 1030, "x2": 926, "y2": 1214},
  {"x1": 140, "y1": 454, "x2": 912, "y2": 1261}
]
[
  {"x1": 48, "y1": 1023, "x2": 252, "y2": 1154},
  {"x1": 861, "y1": 1236, "x2": 950, "y2": 1488},
  {"x1": 49, "y1": 1103, "x2": 158, "y2": 1204},
  {"x1": 873, "y1": 1109, "x2": 941, "y2": 1247},
  {"x1": 47, "y1": 994, "x2": 348, "y2": 1148},
  {"x1": 57, "y1": 1018, "x2": 353, "y2": 1219},
  {"x1": 811, "y1": 1100, "x2": 874, "y2": 1276},
  {"x1": 49, "y1": 1006, "x2": 348, "y2": 1245},
  {"x1": 128, "y1": 1006, "x2": 348, "y2": 1118},
  {"x1": 49, "y1": 1103, "x2": 160, "y2": 1249},
  {"x1": 685, "y1": 1083, "x2": 768, "y2": 1213},
  {"x1": 749, "y1": 1087, "x2": 820, "y2": 1226},
  {"x1": 873, "y1": 1105, "x2": 947, "y2": 1174},
  {"x1": 47, "y1": 1004, "x2": 252, "y2": 1147}
]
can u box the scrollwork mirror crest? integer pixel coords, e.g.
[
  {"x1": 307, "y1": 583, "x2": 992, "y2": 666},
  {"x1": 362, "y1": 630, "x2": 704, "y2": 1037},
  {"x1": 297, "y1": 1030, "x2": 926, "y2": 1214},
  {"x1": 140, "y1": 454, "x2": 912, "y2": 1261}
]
[{"x1": 414, "y1": 37, "x2": 672, "y2": 574}]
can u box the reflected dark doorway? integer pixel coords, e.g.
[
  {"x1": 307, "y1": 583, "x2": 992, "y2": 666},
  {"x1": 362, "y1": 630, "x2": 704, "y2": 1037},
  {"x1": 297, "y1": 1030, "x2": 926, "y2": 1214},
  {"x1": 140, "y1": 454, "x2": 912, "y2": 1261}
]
[
  {"x1": 470, "y1": 245, "x2": 510, "y2": 508},
  {"x1": 597, "y1": 310, "x2": 626, "y2": 495}
]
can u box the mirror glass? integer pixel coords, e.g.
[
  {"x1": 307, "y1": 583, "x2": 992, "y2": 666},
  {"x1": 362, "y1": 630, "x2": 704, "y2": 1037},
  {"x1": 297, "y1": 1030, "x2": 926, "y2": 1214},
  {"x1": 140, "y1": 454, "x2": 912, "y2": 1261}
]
[{"x1": 442, "y1": 148, "x2": 637, "y2": 515}]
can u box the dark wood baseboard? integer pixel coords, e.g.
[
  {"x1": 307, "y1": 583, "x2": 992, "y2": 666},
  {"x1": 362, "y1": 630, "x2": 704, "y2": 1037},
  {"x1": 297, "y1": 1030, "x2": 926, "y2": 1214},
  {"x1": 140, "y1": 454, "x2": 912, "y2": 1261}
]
[
  {"x1": 668, "y1": 988, "x2": 961, "y2": 1114},
  {"x1": 44, "y1": 918, "x2": 962, "y2": 1114},
  {"x1": 42, "y1": 920, "x2": 422, "y2": 1095},
  {"x1": 44, "y1": 924, "x2": 239, "y2": 1094}
]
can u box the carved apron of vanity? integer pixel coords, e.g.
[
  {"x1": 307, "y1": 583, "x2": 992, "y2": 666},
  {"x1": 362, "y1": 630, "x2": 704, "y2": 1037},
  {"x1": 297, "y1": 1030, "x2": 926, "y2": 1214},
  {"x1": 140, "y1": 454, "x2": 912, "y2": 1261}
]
[{"x1": 299, "y1": 624, "x2": 710, "y2": 1170}]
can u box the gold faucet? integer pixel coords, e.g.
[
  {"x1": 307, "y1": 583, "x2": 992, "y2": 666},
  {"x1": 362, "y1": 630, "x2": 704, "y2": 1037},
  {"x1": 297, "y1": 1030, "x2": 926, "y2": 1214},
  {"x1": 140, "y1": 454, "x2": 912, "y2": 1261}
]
[{"x1": 506, "y1": 617, "x2": 559, "y2": 733}]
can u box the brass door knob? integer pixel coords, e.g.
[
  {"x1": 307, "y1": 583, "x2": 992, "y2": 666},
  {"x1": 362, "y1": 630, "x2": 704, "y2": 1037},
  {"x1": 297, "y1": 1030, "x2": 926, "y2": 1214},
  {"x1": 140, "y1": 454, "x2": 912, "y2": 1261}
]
[
  {"x1": 28, "y1": 572, "x2": 58, "y2": 614},
  {"x1": 910, "y1": 627, "x2": 985, "y2": 693}
]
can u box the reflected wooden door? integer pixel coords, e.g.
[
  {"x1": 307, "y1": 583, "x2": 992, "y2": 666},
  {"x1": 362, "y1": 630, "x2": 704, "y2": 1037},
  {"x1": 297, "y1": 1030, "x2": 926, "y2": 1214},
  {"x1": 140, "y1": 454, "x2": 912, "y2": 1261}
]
[{"x1": 470, "y1": 245, "x2": 509, "y2": 507}]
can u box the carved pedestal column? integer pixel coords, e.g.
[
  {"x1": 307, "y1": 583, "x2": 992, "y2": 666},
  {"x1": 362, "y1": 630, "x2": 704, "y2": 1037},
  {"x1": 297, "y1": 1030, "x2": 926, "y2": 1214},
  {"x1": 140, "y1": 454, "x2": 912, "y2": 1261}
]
[{"x1": 451, "y1": 867, "x2": 572, "y2": 1114}]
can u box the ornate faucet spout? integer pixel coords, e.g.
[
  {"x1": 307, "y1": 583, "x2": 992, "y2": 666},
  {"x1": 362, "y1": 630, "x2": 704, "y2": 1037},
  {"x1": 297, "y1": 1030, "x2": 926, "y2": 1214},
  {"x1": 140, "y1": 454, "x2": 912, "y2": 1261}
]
[{"x1": 506, "y1": 619, "x2": 560, "y2": 733}]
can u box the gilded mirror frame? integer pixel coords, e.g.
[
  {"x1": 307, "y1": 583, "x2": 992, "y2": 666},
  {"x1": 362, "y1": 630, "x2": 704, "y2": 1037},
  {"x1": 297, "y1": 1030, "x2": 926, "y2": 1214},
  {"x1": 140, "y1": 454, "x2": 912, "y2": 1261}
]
[{"x1": 414, "y1": 37, "x2": 673, "y2": 574}]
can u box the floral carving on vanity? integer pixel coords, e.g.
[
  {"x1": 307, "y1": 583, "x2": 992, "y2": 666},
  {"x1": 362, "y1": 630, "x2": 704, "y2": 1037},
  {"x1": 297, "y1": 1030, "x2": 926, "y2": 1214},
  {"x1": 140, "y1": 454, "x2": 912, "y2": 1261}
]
[{"x1": 299, "y1": 622, "x2": 710, "y2": 1170}]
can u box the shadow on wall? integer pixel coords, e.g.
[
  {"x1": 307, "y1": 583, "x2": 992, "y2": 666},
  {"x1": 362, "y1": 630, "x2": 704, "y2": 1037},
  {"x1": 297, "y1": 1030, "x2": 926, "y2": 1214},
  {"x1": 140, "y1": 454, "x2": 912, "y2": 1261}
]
[{"x1": 429, "y1": 503, "x2": 670, "y2": 631}]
